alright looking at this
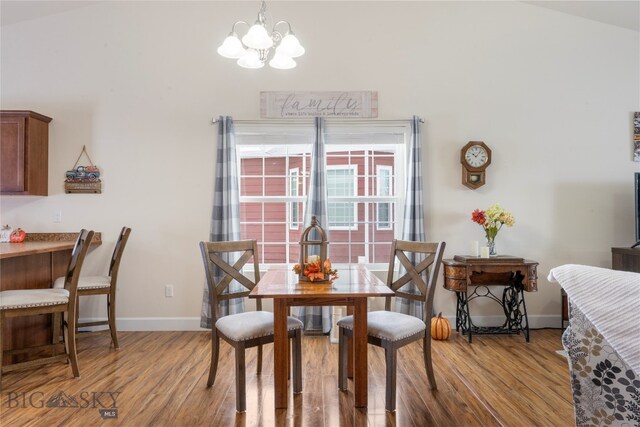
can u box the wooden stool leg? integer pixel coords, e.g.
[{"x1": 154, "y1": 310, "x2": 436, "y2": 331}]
[
  {"x1": 65, "y1": 311, "x2": 80, "y2": 377},
  {"x1": 108, "y1": 295, "x2": 119, "y2": 349},
  {"x1": 338, "y1": 327, "x2": 348, "y2": 390},
  {"x1": 347, "y1": 306, "x2": 354, "y2": 378},
  {"x1": 385, "y1": 343, "x2": 396, "y2": 412},
  {"x1": 257, "y1": 344, "x2": 263, "y2": 374},
  {"x1": 235, "y1": 343, "x2": 246, "y2": 412},
  {"x1": 62, "y1": 315, "x2": 69, "y2": 362},
  {"x1": 286, "y1": 307, "x2": 290, "y2": 380},
  {"x1": 292, "y1": 329, "x2": 302, "y2": 393},
  {"x1": 52, "y1": 313, "x2": 61, "y2": 355},
  {"x1": 423, "y1": 335, "x2": 436, "y2": 389},
  {"x1": 75, "y1": 299, "x2": 80, "y2": 335},
  {"x1": 207, "y1": 330, "x2": 220, "y2": 387},
  {"x1": 287, "y1": 335, "x2": 291, "y2": 380}
]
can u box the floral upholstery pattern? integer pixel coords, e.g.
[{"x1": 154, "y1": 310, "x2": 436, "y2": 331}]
[{"x1": 563, "y1": 302, "x2": 640, "y2": 426}]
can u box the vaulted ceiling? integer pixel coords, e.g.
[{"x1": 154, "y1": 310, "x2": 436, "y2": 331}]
[
  {"x1": 1, "y1": 1, "x2": 639, "y2": 32},
  {"x1": 522, "y1": 1, "x2": 639, "y2": 32}
]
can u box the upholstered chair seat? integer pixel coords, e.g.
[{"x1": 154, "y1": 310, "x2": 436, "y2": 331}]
[
  {"x1": 337, "y1": 311, "x2": 426, "y2": 342},
  {"x1": 54, "y1": 275, "x2": 111, "y2": 290},
  {"x1": 216, "y1": 311, "x2": 303, "y2": 342},
  {"x1": 0, "y1": 289, "x2": 70, "y2": 310}
]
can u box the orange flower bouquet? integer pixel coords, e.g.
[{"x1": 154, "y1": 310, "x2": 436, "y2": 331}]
[
  {"x1": 471, "y1": 203, "x2": 515, "y2": 256},
  {"x1": 293, "y1": 256, "x2": 339, "y2": 282}
]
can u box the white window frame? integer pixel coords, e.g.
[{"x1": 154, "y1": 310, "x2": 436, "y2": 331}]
[
  {"x1": 326, "y1": 164, "x2": 358, "y2": 231},
  {"x1": 234, "y1": 120, "x2": 410, "y2": 269},
  {"x1": 376, "y1": 165, "x2": 393, "y2": 230},
  {"x1": 289, "y1": 167, "x2": 300, "y2": 230}
]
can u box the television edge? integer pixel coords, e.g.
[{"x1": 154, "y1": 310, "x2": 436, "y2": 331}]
[{"x1": 633, "y1": 172, "x2": 640, "y2": 248}]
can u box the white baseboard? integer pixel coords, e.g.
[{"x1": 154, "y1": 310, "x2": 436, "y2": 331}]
[
  {"x1": 443, "y1": 314, "x2": 561, "y2": 330},
  {"x1": 79, "y1": 314, "x2": 562, "y2": 332},
  {"x1": 78, "y1": 317, "x2": 205, "y2": 332}
]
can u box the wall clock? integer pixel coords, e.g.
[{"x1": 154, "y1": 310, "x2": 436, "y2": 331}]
[{"x1": 460, "y1": 141, "x2": 491, "y2": 189}]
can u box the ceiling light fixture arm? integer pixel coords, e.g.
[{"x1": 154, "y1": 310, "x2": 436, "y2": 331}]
[
  {"x1": 228, "y1": 20, "x2": 249, "y2": 37},
  {"x1": 271, "y1": 20, "x2": 293, "y2": 41}
]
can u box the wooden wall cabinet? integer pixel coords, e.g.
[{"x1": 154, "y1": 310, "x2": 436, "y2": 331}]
[{"x1": 0, "y1": 110, "x2": 52, "y2": 196}]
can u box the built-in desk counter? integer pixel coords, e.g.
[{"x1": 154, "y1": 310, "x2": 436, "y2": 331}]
[{"x1": 0, "y1": 233, "x2": 101, "y2": 363}]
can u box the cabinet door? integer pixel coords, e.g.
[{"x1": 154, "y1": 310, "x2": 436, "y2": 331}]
[{"x1": 0, "y1": 116, "x2": 26, "y2": 192}]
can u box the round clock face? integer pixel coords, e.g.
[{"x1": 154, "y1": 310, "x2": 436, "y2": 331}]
[{"x1": 464, "y1": 145, "x2": 489, "y2": 168}]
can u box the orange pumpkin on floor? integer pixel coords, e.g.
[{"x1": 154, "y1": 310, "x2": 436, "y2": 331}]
[{"x1": 431, "y1": 312, "x2": 451, "y2": 340}]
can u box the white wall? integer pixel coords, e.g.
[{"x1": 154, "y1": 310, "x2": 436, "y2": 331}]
[{"x1": 1, "y1": 1, "x2": 638, "y2": 329}]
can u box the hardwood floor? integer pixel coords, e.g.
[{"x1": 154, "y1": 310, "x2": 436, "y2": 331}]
[{"x1": 0, "y1": 329, "x2": 574, "y2": 426}]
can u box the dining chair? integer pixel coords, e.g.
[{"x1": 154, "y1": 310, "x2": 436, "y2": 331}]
[
  {"x1": 54, "y1": 227, "x2": 131, "y2": 349},
  {"x1": 0, "y1": 229, "x2": 95, "y2": 384},
  {"x1": 337, "y1": 239, "x2": 446, "y2": 411},
  {"x1": 199, "y1": 240, "x2": 304, "y2": 412}
]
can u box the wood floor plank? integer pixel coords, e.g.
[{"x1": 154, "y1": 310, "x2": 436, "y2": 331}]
[
  {"x1": 0, "y1": 329, "x2": 574, "y2": 426},
  {"x1": 403, "y1": 340, "x2": 500, "y2": 427}
]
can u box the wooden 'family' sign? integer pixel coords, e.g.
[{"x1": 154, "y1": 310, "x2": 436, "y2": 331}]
[{"x1": 260, "y1": 91, "x2": 378, "y2": 119}]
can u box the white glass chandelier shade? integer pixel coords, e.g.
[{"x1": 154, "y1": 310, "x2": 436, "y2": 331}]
[
  {"x1": 237, "y1": 49, "x2": 265, "y2": 69},
  {"x1": 217, "y1": 35, "x2": 246, "y2": 59},
  {"x1": 276, "y1": 33, "x2": 305, "y2": 58},
  {"x1": 217, "y1": 1, "x2": 304, "y2": 70},
  {"x1": 242, "y1": 23, "x2": 274, "y2": 50},
  {"x1": 269, "y1": 52, "x2": 296, "y2": 70}
]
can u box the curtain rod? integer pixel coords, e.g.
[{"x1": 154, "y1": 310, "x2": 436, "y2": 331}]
[{"x1": 210, "y1": 117, "x2": 424, "y2": 125}]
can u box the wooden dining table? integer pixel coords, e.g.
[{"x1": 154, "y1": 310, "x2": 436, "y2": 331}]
[{"x1": 249, "y1": 265, "x2": 394, "y2": 409}]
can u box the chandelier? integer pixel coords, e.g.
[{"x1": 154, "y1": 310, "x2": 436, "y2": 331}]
[{"x1": 217, "y1": 1, "x2": 305, "y2": 70}]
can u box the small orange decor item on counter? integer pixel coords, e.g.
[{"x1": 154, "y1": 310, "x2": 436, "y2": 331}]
[
  {"x1": 9, "y1": 228, "x2": 26, "y2": 243},
  {"x1": 431, "y1": 312, "x2": 451, "y2": 340}
]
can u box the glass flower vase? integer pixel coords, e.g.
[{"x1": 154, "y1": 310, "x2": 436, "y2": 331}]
[{"x1": 486, "y1": 237, "x2": 496, "y2": 256}]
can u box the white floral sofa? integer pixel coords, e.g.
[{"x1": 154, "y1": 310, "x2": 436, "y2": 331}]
[{"x1": 549, "y1": 265, "x2": 640, "y2": 427}]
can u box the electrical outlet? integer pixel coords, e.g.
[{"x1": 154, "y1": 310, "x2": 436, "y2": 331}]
[
  {"x1": 165, "y1": 285, "x2": 174, "y2": 298},
  {"x1": 53, "y1": 210, "x2": 62, "y2": 223}
]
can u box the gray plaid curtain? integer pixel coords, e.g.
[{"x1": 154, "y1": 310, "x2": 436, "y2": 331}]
[
  {"x1": 200, "y1": 116, "x2": 244, "y2": 329},
  {"x1": 394, "y1": 116, "x2": 427, "y2": 318},
  {"x1": 292, "y1": 117, "x2": 332, "y2": 333}
]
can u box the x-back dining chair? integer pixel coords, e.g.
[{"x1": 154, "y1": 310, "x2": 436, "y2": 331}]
[
  {"x1": 0, "y1": 229, "x2": 95, "y2": 385},
  {"x1": 54, "y1": 227, "x2": 131, "y2": 349},
  {"x1": 337, "y1": 239, "x2": 446, "y2": 411},
  {"x1": 199, "y1": 240, "x2": 304, "y2": 412}
]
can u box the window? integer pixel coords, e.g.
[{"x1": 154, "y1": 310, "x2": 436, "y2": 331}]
[
  {"x1": 327, "y1": 165, "x2": 357, "y2": 230},
  {"x1": 376, "y1": 165, "x2": 392, "y2": 230},
  {"x1": 236, "y1": 121, "x2": 408, "y2": 266},
  {"x1": 289, "y1": 168, "x2": 300, "y2": 229}
]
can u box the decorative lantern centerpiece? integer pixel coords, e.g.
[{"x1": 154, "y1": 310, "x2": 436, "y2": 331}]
[{"x1": 292, "y1": 216, "x2": 338, "y2": 283}]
